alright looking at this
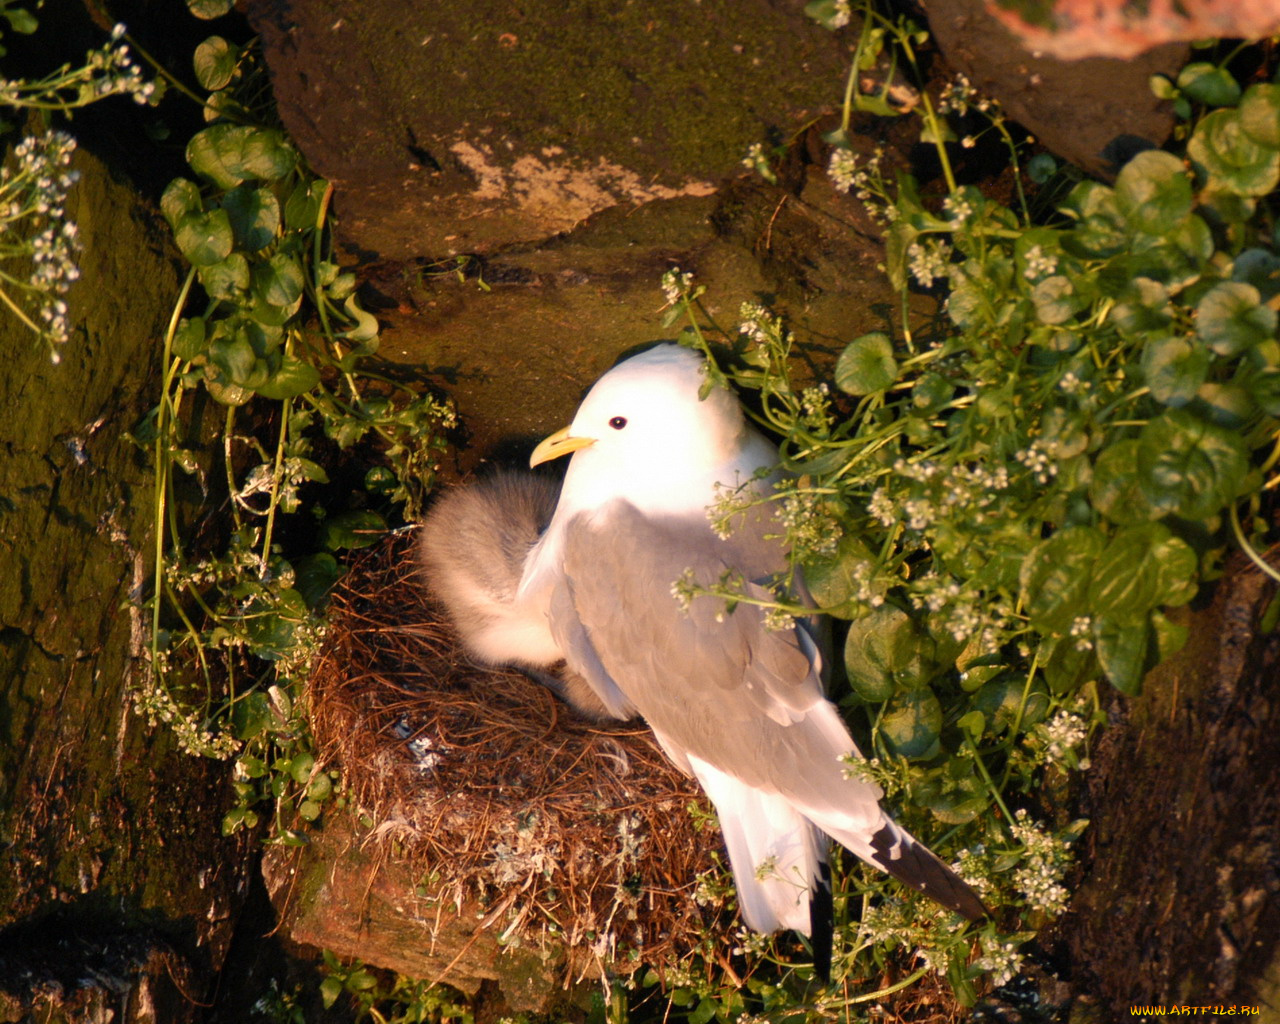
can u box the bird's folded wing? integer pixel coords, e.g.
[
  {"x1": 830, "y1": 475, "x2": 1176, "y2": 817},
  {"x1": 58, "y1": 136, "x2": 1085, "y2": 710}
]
[{"x1": 550, "y1": 502, "x2": 876, "y2": 808}]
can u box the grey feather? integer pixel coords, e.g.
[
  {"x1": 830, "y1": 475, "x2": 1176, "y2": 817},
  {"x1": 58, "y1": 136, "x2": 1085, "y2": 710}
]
[{"x1": 418, "y1": 470, "x2": 619, "y2": 721}]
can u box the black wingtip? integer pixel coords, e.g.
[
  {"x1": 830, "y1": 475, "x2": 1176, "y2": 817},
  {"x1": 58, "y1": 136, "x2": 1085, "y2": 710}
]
[
  {"x1": 808, "y1": 860, "x2": 833, "y2": 984},
  {"x1": 868, "y1": 823, "x2": 990, "y2": 923}
]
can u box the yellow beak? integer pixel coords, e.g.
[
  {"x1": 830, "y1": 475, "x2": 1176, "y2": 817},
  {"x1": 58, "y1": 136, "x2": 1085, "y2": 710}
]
[{"x1": 529, "y1": 425, "x2": 597, "y2": 468}]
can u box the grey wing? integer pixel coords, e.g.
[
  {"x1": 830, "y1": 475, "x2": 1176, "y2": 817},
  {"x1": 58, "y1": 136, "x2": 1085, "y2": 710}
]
[
  {"x1": 554, "y1": 503, "x2": 860, "y2": 801},
  {"x1": 556, "y1": 503, "x2": 989, "y2": 923}
]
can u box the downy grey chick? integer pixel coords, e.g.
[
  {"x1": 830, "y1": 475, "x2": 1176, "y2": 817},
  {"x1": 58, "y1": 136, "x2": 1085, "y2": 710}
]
[{"x1": 418, "y1": 470, "x2": 615, "y2": 720}]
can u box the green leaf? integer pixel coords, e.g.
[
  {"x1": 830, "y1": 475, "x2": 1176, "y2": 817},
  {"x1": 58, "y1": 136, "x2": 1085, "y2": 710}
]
[
  {"x1": 911, "y1": 372, "x2": 953, "y2": 413},
  {"x1": 884, "y1": 222, "x2": 918, "y2": 292},
  {"x1": 1112, "y1": 278, "x2": 1172, "y2": 336},
  {"x1": 306, "y1": 773, "x2": 333, "y2": 802},
  {"x1": 1249, "y1": 368, "x2": 1280, "y2": 417},
  {"x1": 252, "y1": 253, "x2": 305, "y2": 310},
  {"x1": 320, "y1": 510, "x2": 387, "y2": 551},
  {"x1": 971, "y1": 675, "x2": 1049, "y2": 735},
  {"x1": 187, "y1": 0, "x2": 234, "y2": 17},
  {"x1": 193, "y1": 35, "x2": 236, "y2": 91},
  {"x1": 231, "y1": 691, "x2": 272, "y2": 740},
  {"x1": 198, "y1": 252, "x2": 250, "y2": 299},
  {"x1": 319, "y1": 976, "x2": 343, "y2": 1010},
  {"x1": 689, "y1": 998, "x2": 716, "y2": 1024},
  {"x1": 1137, "y1": 409, "x2": 1250, "y2": 520},
  {"x1": 1237, "y1": 83, "x2": 1280, "y2": 147},
  {"x1": 174, "y1": 208, "x2": 233, "y2": 267},
  {"x1": 202, "y1": 368, "x2": 253, "y2": 406},
  {"x1": 1176, "y1": 62, "x2": 1241, "y2": 107},
  {"x1": 1020, "y1": 526, "x2": 1106, "y2": 634},
  {"x1": 1193, "y1": 381, "x2": 1255, "y2": 428},
  {"x1": 294, "y1": 553, "x2": 342, "y2": 610},
  {"x1": 1027, "y1": 152, "x2": 1057, "y2": 183},
  {"x1": 298, "y1": 799, "x2": 322, "y2": 822},
  {"x1": 220, "y1": 186, "x2": 280, "y2": 252},
  {"x1": 1151, "y1": 609, "x2": 1190, "y2": 661},
  {"x1": 802, "y1": 533, "x2": 876, "y2": 615},
  {"x1": 1232, "y1": 247, "x2": 1280, "y2": 301},
  {"x1": 917, "y1": 771, "x2": 987, "y2": 825},
  {"x1": 1090, "y1": 441, "x2": 1158, "y2": 525},
  {"x1": 209, "y1": 333, "x2": 256, "y2": 384},
  {"x1": 1195, "y1": 281, "x2": 1275, "y2": 356},
  {"x1": 160, "y1": 178, "x2": 202, "y2": 229},
  {"x1": 288, "y1": 751, "x2": 315, "y2": 785},
  {"x1": 803, "y1": 0, "x2": 848, "y2": 30},
  {"x1": 1086, "y1": 523, "x2": 1197, "y2": 625},
  {"x1": 3, "y1": 7, "x2": 38, "y2": 33},
  {"x1": 1060, "y1": 182, "x2": 1126, "y2": 258},
  {"x1": 1115, "y1": 149, "x2": 1194, "y2": 235},
  {"x1": 1030, "y1": 275, "x2": 1081, "y2": 325},
  {"x1": 879, "y1": 688, "x2": 942, "y2": 760},
  {"x1": 187, "y1": 124, "x2": 249, "y2": 189},
  {"x1": 255, "y1": 354, "x2": 321, "y2": 399},
  {"x1": 1041, "y1": 636, "x2": 1098, "y2": 696},
  {"x1": 341, "y1": 294, "x2": 380, "y2": 344},
  {"x1": 284, "y1": 178, "x2": 322, "y2": 231},
  {"x1": 172, "y1": 317, "x2": 207, "y2": 362},
  {"x1": 1187, "y1": 108, "x2": 1280, "y2": 198},
  {"x1": 844, "y1": 605, "x2": 934, "y2": 701},
  {"x1": 238, "y1": 127, "x2": 297, "y2": 182},
  {"x1": 835, "y1": 332, "x2": 898, "y2": 395},
  {"x1": 187, "y1": 125, "x2": 296, "y2": 188},
  {"x1": 1093, "y1": 615, "x2": 1150, "y2": 695},
  {"x1": 1140, "y1": 334, "x2": 1209, "y2": 405}
]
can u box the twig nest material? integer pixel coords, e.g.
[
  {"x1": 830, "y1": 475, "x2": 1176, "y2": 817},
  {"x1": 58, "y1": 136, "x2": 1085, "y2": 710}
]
[{"x1": 284, "y1": 531, "x2": 720, "y2": 991}]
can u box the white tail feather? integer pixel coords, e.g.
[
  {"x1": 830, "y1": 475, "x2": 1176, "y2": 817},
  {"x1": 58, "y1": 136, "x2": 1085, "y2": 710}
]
[{"x1": 688, "y1": 754, "x2": 824, "y2": 935}]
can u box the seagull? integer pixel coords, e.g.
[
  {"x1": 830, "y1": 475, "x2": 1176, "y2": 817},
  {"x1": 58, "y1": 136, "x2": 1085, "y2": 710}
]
[{"x1": 422, "y1": 343, "x2": 987, "y2": 974}]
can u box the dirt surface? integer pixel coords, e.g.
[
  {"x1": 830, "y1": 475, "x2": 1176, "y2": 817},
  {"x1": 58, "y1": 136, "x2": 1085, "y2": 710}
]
[{"x1": 1043, "y1": 557, "x2": 1280, "y2": 1012}]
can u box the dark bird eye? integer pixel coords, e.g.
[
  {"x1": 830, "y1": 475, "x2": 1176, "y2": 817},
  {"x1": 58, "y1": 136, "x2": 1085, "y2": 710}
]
[{"x1": 609, "y1": 416, "x2": 628, "y2": 430}]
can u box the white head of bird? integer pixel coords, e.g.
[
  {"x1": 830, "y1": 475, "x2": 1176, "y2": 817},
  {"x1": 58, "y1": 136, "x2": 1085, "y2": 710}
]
[{"x1": 529, "y1": 345, "x2": 776, "y2": 518}]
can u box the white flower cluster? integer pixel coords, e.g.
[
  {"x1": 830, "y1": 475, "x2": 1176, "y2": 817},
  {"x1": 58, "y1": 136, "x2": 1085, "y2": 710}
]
[
  {"x1": 0, "y1": 23, "x2": 157, "y2": 109},
  {"x1": 1010, "y1": 808, "x2": 1073, "y2": 915},
  {"x1": 777, "y1": 487, "x2": 842, "y2": 557},
  {"x1": 133, "y1": 666, "x2": 241, "y2": 759},
  {"x1": 1015, "y1": 438, "x2": 1059, "y2": 485},
  {"x1": 976, "y1": 940, "x2": 1023, "y2": 986},
  {"x1": 762, "y1": 604, "x2": 795, "y2": 632},
  {"x1": 1042, "y1": 707, "x2": 1089, "y2": 766},
  {"x1": 880, "y1": 457, "x2": 1009, "y2": 533},
  {"x1": 737, "y1": 300, "x2": 780, "y2": 347},
  {"x1": 1058, "y1": 369, "x2": 1090, "y2": 396},
  {"x1": 936, "y1": 73, "x2": 993, "y2": 117},
  {"x1": 798, "y1": 381, "x2": 831, "y2": 430},
  {"x1": 1023, "y1": 243, "x2": 1059, "y2": 280},
  {"x1": 942, "y1": 192, "x2": 973, "y2": 225},
  {"x1": 827, "y1": 145, "x2": 885, "y2": 207},
  {"x1": 907, "y1": 237, "x2": 951, "y2": 287},
  {"x1": 670, "y1": 567, "x2": 699, "y2": 613},
  {"x1": 88, "y1": 24, "x2": 158, "y2": 104},
  {"x1": 2, "y1": 131, "x2": 83, "y2": 359},
  {"x1": 233, "y1": 457, "x2": 316, "y2": 515},
  {"x1": 828, "y1": 147, "x2": 859, "y2": 191},
  {"x1": 660, "y1": 266, "x2": 694, "y2": 305}
]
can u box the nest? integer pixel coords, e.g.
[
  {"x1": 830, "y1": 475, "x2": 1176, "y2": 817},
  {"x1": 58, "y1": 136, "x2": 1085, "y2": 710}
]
[{"x1": 309, "y1": 529, "x2": 719, "y2": 976}]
